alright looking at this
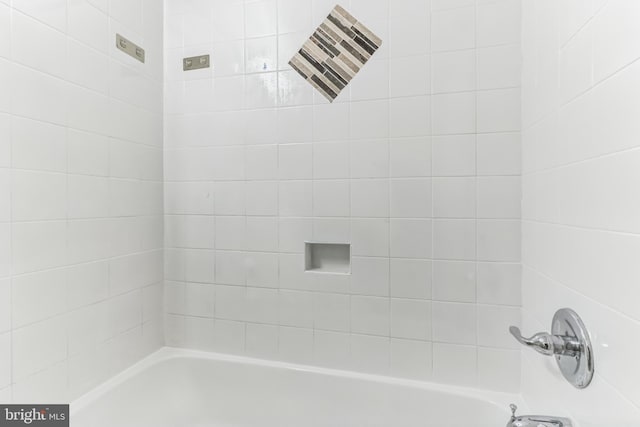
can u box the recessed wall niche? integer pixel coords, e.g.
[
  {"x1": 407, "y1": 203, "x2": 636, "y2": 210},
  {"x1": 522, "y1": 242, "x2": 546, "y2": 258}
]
[{"x1": 304, "y1": 242, "x2": 351, "y2": 274}]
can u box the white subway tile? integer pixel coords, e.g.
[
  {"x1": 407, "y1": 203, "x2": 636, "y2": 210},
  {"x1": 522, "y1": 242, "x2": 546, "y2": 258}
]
[
  {"x1": 246, "y1": 323, "x2": 278, "y2": 359},
  {"x1": 433, "y1": 219, "x2": 476, "y2": 261},
  {"x1": 477, "y1": 262, "x2": 521, "y2": 306},
  {"x1": 67, "y1": 302, "x2": 109, "y2": 356},
  {"x1": 431, "y1": 6, "x2": 475, "y2": 52},
  {"x1": 67, "y1": 262, "x2": 109, "y2": 310},
  {"x1": 477, "y1": 133, "x2": 521, "y2": 176},
  {"x1": 390, "y1": 298, "x2": 431, "y2": 340},
  {"x1": 313, "y1": 142, "x2": 349, "y2": 179},
  {"x1": 211, "y1": 1, "x2": 244, "y2": 42},
  {"x1": 12, "y1": 221, "x2": 67, "y2": 274},
  {"x1": 246, "y1": 252, "x2": 279, "y2": 288},
  {"x1": 11, "y1": 117, "x2": 66, "y2": 173},
  {"x1": 11, "y1": 64, "x2": 68, "y2": 125},
  {"x1": 11, "y1": 11, "x2": 67, "y2": 78},
  {"x1": 389, "y1": 137, "x2": 431, "y2": 178},
  {"x1": 246, "y1": 217, "x2": 278, "y2": 252},
  {"x1": 593, "y1": 0, "x2": 640, "y2": 82},
  {"x1": 433, "y1": 177, "x2": 476, "y2": 218},
  {"x1": 350, "y1": 334, "x2": 389, "y2": 375},
  {"x1": 433, "y1": 260, "x2": 476, "y2": 303},
  {"x1": 477, "y1": 176, "x2": 521, "y2": 219},
  {"x1": 212, "y1": 320, "x2": 245, "y2": 355},
  {"x1": 313, "y1": 293, "x2": 350, "y2": 332},
  {"x1": 477, "y1": 219, "x2": 521, "y2": 262},
  {"x1": 432, "y1": 92, "x2": 476, "y2": 135},
  {"x1": 279, "y1": 181, "x2": 313, "y2": 217},
  {"x1": 67, "y1": 130, "x2": 110, "y2": 177},
  {"x1": 390, "y1": 338, "x2": 432, "y2": 380},
  {"x1": 313, "y1": 103, "x2": 349, "y2": 141},
  {"x1": 476, "y1": 0, "x2": 521, "y2": 47},
  {"x1": 277, "y1": 106, "x2": 313, "y2": 143},
  {"x1": 432, "y1": 49, "x2": 476, "y2": 94},
  {"x1": 245, "y1": 287, "x2": 278, "y2": 324},
  {"x1": 313, "y1": 180, "x2": 350, "y2": 217},
  {"x1": 12, "y1": 316, "x2": 67, "y2": 381},
  {"x1": 389, "y1": 55, "x2": 429, "y2": 98},
  {"x1": 245, "y1": 0, "x2": 277, "y2": 38},
  {"x1": 432, "y1": 134, "x2": 476, "y2": 177},
  {"x1": 477, "y1": 88, "x2": 521, "y2": 133},
  {"x1": 12, "y1": 269, "x2": 67, "y2": 327},
  {"x1": 278, "y1": 326, "x2": 313, "y2": 364},
  {"x1": 215, "y1": 217, "x2": 245, "y2": 251},
  {"x1": 245, "y1": 181, "x2": 278, "y2": 216},
  {"x1": 390, "y1": 219, "x2": 432, "y2": 259},
  {"x1": 351, "y1": 179, "x2": 389, "y2": 218},
  {"x1": 13, "y1": 361, "x2": 68, "y2": 403},
  {"x1": 313, "y1": 330, "x2": 350, "y2": 369},
  {"x1": 351, "y1": 295, "x2": 390, "y2": 336},
  {"x1": 477, "y1": 44, "x2": 521, "y2": 90},
  {"x1": 389, "y1": 96, "x2": 430, "y2": 138},
  {"x1": 388, "y1": 0, "x2": 428, "y2": 57},
  {"x1": 279, "y1": 143, "x2": 313, "y2": 180},
  {"x1": 350, "y1": 100, "x2": 389, "y2": 140},
  {"x1": 279, "y1": 290, "x2": 314, "y2": 328},
  {"x1": 433, "y1": 343, "x2": 477, "y2": 387},
  {"x1": 351, "y1": 257, "x2": 389, "y2": 297},
  {"x1": 559, "y1": 24, "x2": 593, "y2": 104},
  {"x1": 214, "y1": 285, "x2": 246, "y2": 321},
  {"x1": 184, "y1": 317, "x2": 215, "y2": 351},
  {"x1": 350, "y1": 140, "x2": 389, "y2": 178},
  {"x1": 432, "y1": 302, "x2": 477, "y2": 345},
  {"x1": 184, "y1": 250, "x2": 215, "y2": 284},
  {"x1": 390, "y1": 258, "x2": 432, "y2": 299},
  {"x1": 478, "y1": 347, "x2": 520, "y2": 392}
]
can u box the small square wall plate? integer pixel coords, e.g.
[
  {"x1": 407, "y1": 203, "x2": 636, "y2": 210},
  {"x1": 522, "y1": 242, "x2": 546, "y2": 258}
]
[{"x1": 289, "y1": 5, "x2": 382, "y2": 102}]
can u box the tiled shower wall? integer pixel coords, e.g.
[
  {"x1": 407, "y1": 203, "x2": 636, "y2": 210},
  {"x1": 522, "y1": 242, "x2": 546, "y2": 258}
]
[
  {"x1": 164, "y1": 0, "x2": 522, "y2": 391},
  {"x1": 521, "y1": 0, "x2": 640, "y2": 423},
  {"x1": 0, "y1": 0, "x2": 164, "y2": 403}
]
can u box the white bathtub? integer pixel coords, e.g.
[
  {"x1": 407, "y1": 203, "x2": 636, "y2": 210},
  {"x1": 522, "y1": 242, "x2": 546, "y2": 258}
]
[{"x1": 71, "y1": 348, "x2": 525, "y2": 427}]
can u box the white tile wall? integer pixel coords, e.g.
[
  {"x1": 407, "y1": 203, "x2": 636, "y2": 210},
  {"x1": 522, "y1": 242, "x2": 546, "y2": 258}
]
[
  {"x1": 163, "y1": 0, "x2": 522, "y2": 391},
  {"x1": 0, "y1": 0, "x2": 164, "y2": 403},
  {"x1": 522, "y1": 0, "x2": 640, "y2": 424}
]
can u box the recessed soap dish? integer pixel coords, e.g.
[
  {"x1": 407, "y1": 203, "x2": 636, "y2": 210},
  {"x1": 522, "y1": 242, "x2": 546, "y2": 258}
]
[{"x1": 305, "y1": 242, "x2": 351, "y2": 274}]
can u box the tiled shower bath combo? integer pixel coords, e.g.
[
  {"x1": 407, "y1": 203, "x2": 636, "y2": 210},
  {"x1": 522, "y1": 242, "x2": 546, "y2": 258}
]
[{"x1": 0, "y1": 0, "x2": 639, "y2": 426}]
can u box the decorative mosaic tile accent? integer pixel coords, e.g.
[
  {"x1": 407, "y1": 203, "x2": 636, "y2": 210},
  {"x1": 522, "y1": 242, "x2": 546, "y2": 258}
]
[{"x1": 289, "y1": 5, "x2": 382, "y2": 102}]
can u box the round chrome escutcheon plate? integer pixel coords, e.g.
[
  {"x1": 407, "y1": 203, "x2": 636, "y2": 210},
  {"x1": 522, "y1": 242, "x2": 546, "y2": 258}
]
[{"x1": 552, "y1": 308, "x2": 595, "y2": 389}]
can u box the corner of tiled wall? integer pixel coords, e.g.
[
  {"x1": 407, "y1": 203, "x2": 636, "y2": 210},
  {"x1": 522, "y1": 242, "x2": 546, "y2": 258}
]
[
  {"x1": 521, "y1": 0, "x2": 640, "y2": 423},
  {"x1": 0, "y1": 0, "x2": 165, "y2": 403}
]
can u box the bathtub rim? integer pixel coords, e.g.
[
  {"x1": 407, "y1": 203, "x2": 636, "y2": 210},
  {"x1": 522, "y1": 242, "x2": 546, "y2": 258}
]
[{"x1": 70, "y1": 346, "x2": 526, "y2": 417}]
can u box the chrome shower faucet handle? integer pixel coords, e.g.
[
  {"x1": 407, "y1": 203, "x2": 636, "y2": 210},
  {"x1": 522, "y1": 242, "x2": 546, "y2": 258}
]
[
  {"x1": 509, "y1": 326, "x2": 580, "y2": 356},
  {"x1": 509, "y1": 308, "x2": 594, "y2": 389}
]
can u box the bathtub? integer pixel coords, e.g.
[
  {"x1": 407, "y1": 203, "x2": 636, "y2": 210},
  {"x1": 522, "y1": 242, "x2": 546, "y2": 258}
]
[{"x1": 71, "y1": 348, "x2": 524, "y2": 427}]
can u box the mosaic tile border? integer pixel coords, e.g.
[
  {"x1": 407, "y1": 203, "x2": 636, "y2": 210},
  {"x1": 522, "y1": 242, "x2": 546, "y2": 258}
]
[{"x1": 289, "y1": 5, "x2": 382, "y2": 102}]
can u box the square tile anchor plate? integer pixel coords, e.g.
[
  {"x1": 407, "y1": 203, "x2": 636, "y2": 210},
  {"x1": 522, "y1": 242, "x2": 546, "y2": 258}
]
[{"x1": 289, "y1": 5, "x2": 382, "y2": 102}]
